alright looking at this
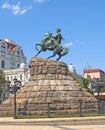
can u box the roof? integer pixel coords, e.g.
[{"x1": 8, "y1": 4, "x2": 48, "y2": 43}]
[{"x1": 84, "y1": 69, "x2": 105, "y2": 74}]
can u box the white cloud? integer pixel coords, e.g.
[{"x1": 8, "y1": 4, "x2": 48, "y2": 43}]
[
  {"x1": 34, "y1": 0, "x2": 48, "y2": 4},
  {"x1": 2, "y1": 2, "x2": 11, "y2": 9},
  {"x1": 64, "y1": 40, "x2": 85, "y2": 48},
  {"x1": 75, "y1": 40, "x2": 85, "y2": 45},
  {"x1": 1, "y1": 0, "x2": 49, "y2": 15},
  {"x1": 64, "y1": 42, "x2": 73, "y2": 47},
  {"x1": 12, "y1": 2, "x2": 21, "y2": 15},
  {"x1": 2, "y1": 2, "x2": 32, "y2": 15},
  {"x1": 20, "y1": 6, "x2": 32, "y2": 15}
]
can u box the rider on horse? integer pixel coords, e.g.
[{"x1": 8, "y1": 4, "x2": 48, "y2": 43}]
[
  {"x1": 35, "y1": 28, "x2": 69, "y2": 61},
  {"x1": 42, "y1": 28, "x2": 64, "y2": 51},
  {"x1": 52, "y1": 28, "x2": 64, "y2": 45},
  {"x1": 51, "y1": 28, "x2": 64, "y2": 52}
]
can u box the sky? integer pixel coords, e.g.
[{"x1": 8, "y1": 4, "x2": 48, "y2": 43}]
[{"x1": 0, "y1": 0, "x2": 105, "y2": 74}]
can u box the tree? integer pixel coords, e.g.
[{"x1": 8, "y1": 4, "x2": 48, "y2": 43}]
[
  {"x1": 100, "y1": 82, "x2": 105, "y2": 92},
  {"x1": 0, "y1": 70, "x2": 5, "y2": 84},
  {"x1": 0, "y1": 70, "x2": 5, "y2": 98},
  {"x1": 83, "y1": 78, "x2": 89, "y2": 88}
]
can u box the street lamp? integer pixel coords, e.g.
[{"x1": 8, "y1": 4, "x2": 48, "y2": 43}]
[
  {"x1": 90, "y1": 78, "x2": 102, "y2": 114},
  {"x1": 97, "y1": 83, "x2": 101, "y2": 114},
  {"x1": 10, "y1": 78, "x2": 21, "y2": 119},
  {"x1": 95, "y1": 78, "x2": 101, "y2": 114}
]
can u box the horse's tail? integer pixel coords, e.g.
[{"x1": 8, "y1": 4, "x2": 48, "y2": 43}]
[{"x1": 61, "y1": 47, "x2": 69, "y2": 56}]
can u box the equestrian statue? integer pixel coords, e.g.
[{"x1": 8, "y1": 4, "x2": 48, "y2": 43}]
[{"x1": 35, "y1": 28, "x2": 69, "y2": 61}]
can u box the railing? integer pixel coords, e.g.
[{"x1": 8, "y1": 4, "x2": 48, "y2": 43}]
[
  {"x1": 0, "y1": 99, "x2": 105, "y2": 118},
  {"x1": 17, "y1": 100, "x2": 105, "y2": 118}
]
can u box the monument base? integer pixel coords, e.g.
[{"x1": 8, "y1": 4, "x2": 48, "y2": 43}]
[{"x1": 0, "y1": 57, "x2": 98, "y2": 116}]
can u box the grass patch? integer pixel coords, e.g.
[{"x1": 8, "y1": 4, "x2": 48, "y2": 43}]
[{"x1": 17, "y1": 112, "x2": 105, "y2": 119}]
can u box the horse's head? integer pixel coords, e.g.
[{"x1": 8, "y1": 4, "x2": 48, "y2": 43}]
[
  {"x1": 35, "y1": 43, "x2": 39, "y2": 51},
  {"x1": 44, "y1": 32, "x2": 52, "y2": 40}
]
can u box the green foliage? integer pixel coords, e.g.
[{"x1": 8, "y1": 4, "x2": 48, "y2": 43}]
[
  {"x1": 0, "y1": 70, "x2": 5, "y2": 84},
  {"x1": 83, "y1": 78, "x2": 89, "y2": 88},
  {"x1": 71, "y1": 74, "x2": 93, "y2": 95},
  {"x1": 100, "y1": 82, "x2": 105, "y2": 92},
  {"x1": 71, "y1": 74, "x2": 83, "y2": 87},
  {"x1": 87, "y1": 87, "x2": 94, "y2": 94},
  {"x1": 17, "y1": 112, "x2": 104, "y2": 119}
]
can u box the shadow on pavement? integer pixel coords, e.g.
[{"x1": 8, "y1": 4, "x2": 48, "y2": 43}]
[{"x1": 49, "y1": 124, "x2": 77, "y2": 130}]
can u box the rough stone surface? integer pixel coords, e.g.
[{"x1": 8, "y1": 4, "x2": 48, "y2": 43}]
[{"x1": 0, "y1": 57, "x2": 98, "y2": 115}]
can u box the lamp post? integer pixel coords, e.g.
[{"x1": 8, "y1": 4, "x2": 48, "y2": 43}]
[
  {"x1": 91, "y1": 78, "x2": 102, "y2": 114},
  {"x1": 10, "y1": 78, "x2": 21, "y2": 119},
  {"x1": 95, "y1": 78, "x2": 101, "y2": 114},
  {"x1": 97, "y1": 84, "x2": 101, "y2": 114}
]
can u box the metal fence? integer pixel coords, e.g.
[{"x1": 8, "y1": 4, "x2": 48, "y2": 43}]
[
  {"x1": 17, "y1": 100, "x2": 105, "y2": 118},
  {"x1": 0, "y1": 99, "x2": 105, "y2": 118}
]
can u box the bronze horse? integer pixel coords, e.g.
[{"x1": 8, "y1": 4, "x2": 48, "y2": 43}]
[{"x1": 35, "y1": 32, "x2": 69, "y2": 61}]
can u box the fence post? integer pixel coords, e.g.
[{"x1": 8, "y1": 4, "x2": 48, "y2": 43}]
[
  {"x1": 48, "y1": 102, "x2": 51, "y2": 118},
  {"x1": 98, "y1": 97, "x2": 100, "y2": 114},
  {"x1": 79, "y1": 88, "x2": 83, "y2": 117},
  {"x1": 14, "y1": 91, "x2": 17, "y2": 119},
  {"x1": 10, "y1": 78, "x2": 21, "y2": 119},
  {"x1": 79, "y1": 100, "x2": 83, "y2": 117}
]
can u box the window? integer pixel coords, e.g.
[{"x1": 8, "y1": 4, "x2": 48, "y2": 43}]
[
  {"x1": 1, "y1": 43, "x2": 6, "y2": 52},
  {"x1": 26, "y1": 75, "x2": 28, "y2": 80},
  {"x1": 10, "y1": 62, "x2": 15, "y2": 69},
  {"x1": 17, "y1": 48, "x2": 20, "y2": 55},
  {"x1": 20, "y1": 75, "x2": 22, "y2": 80},
  {"x1": 7, "y1": 77, "x2": 9, "y2": 81},
  {"x1": 11, "y1": 76, "x2": 13, "y2": 81},
  {"x1": 17, "y1": 64, "x2": 20, "y2": 68},
  {"x1": 7, "y1": 84, "x2": 10, "y2": 90},
  {"x1": 1, "y1": 60, "x2": 5, "y2": 68}
]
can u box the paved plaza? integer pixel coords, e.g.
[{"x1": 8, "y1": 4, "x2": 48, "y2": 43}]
[
  {"x1": 0, "y1": 116, "x2": 105, "y2": 130},
  {"x1": 0, "y1": 124, "x2": 105, "y2": 130}
]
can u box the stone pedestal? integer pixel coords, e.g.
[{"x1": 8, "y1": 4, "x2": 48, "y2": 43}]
[
  {"x1": 0, "y1": 57, "x2": 98, "y2": 116},
  {"x1": 29, "y1": 57, "x2": 69, "y2": 80}
]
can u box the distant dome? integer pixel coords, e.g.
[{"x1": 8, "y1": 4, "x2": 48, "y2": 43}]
[
  {"x1": 69, "y1": 64, "x2": 76, "y2": 74},
  {"x1": 19, "y1": 63, "x2": 26, "y2": 69}
]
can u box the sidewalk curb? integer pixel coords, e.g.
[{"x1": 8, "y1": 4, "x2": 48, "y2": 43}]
[{"x1": 0, "y1": 116, "x2": 105, "y2": 125}]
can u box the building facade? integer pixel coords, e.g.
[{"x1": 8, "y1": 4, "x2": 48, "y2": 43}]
[
  {"x1": 83, "y1": 69, "x2": 105, "y2": 82},
  {"x1": 0, "y1": 82, "x2": 10, "y2": 103},
  {"x1": 0, "y1": 39, "x2": 26, "y2": 70},
  {"x1": 4, "y1": 63, "x2": 30, "y2": 86}
]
